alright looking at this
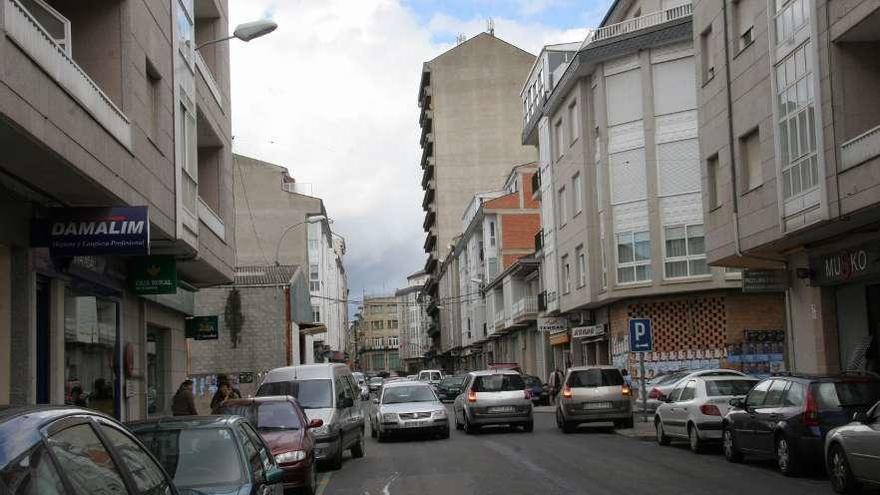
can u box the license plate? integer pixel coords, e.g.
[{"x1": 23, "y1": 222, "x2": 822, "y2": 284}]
[
  {"x1": 583, "y1": 402, "x2": 612, "y2": 410},
  {"x1": 404, "y1": 421, "x2": 424, "y2": 428},
  {"x1": 488, "y1": 406, "x2": 515, "y2": 413}
]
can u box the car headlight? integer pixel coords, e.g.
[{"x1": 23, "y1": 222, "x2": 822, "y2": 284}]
[
  {"x1": 275, "y1": 450, "x2": 306, "y2": 464},
  {"x1": 432, "y1": 409, "x2": 447, "y2": 418},
  {"x1": 382, "y1": 413, "x2": 398, "y2": 422},
  {"x1": 311, "y1": 424, "x2": 330, "y2": 436}
]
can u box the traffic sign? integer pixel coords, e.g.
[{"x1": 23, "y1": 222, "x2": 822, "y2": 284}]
[{"x1": 628, "y1": 318, "x2": 653, "y2": 352}]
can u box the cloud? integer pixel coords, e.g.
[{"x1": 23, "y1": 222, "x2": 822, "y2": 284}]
[{"x1": 228, "y1": 0, "x2": 590, "y2": 301}]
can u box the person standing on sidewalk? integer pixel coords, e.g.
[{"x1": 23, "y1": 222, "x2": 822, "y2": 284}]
[
  {"x1": 171, "y1": 380, "x2": 198, "y2": 416},
  {"x1": 548, "y1": 368, "x2": 565, "y2": 405}
]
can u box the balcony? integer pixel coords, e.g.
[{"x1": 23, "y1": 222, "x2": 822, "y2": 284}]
[
  {"x1": 423, "y1": 232, "x2": 436, "y2": 252},
  {"x1": 512, "y1": 296, "x2": 538, "y2": 323},
  {"x1": 423, "y1": 210, "x2": 436, "y2": 232},
  {"x1": 841, "y1": 124, "x2": 880, "y2": 171},
  {"x1": 421, "y1": 144, "x2": 434, "y2": 169},
  {"x1": 579, "y1": 3, "x2": 693, "y2": 50},
  {"x1": 424, "y1": 254, "x2": 438, "y2": 273},
  {"x1": 422, "y1": 186, "x2": 435, "y2": 211},
  {"x1": 421, "y1": 161, "x2": 434, "y2": 188},
  {"x1": 493, "y1": 310, "x2": 505, "y2": 332},
  {"x1": 534, "y1": 229, "x2": 543, "y2": 252},
  {"x1": 195, "y1": 50, "x2": 223, "y2": 108},
  {"x1": 3, "y1": 0, "x2": 131, "y2": 148}
]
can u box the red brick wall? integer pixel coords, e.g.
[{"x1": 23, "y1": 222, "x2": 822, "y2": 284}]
[
  {"x1": 484, "y1": 192, "x2": 519, "y2": 209},
  {"x1": 500, "y1": 213, "x2": 539, "y2": 251}
]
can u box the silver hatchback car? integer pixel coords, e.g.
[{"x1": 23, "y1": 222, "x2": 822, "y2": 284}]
[
  {"x1": 453, "y1": 370, "x2": 533, "y2": 433},
  {"x1": 556, "y1": 366, "x2": 633, "y2": 433}
]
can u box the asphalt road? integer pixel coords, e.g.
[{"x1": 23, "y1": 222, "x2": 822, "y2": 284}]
[{"x1": 314, "y1": 404, "x2": 839, "y2": 495}]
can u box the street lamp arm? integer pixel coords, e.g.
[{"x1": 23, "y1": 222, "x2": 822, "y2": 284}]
[
  {"x1": 274, "y1": 221, "x2": 306, "y2": 266},
  {"x1": 196, "y1": 35, "x2": 235, "y2": 51}
]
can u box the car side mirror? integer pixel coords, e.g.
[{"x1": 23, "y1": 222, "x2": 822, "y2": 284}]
[
  {"x1": 308, "y1": 418, "x2": 324, "y2": 429},
  {"x1": 265, "y1": 466, "x2": 284, "y2": 485},
  {"x1": 852, "y1": 411, "x2": 867, "y2": 424},
  {"x1": 729, "y1": 398, "x2": 745, "y2": 409}
]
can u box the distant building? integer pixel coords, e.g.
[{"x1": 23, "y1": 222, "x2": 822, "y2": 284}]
[
  {"x1": 418, "y1": 32, "x2": 538, "y2": 358},
  {"x1": 360, "y1": 295, "x2": 401, "y2": 373},
  {"x1": 398, "y1": 271, "x2": 429, "y2": 373}
]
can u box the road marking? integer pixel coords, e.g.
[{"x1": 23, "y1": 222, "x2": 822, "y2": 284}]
[
  {"x1": 381, "y1": 472, "x2": 400, "y2": 495},
  {"x1": 315, "y1": 472, "x2": 332, "y2": 495}
]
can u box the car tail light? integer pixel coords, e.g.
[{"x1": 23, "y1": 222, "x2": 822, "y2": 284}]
[
  {"x1": 467, "y1": 390, "x2": 477, "y2": 403},
  {"x1": 621, "y1": 385, "x2": 631, "y2": 396},
  {"x1": 699, "y1": 404, "x2": 722, "y2": 416},
  {"x1": 648, "y1": 388, "x2": 663, "y2": 399},
  {"x1": 524, "y1": 389, "x2": 531, "y2": 400},
  {"x1": 804, "y1": 387, "x2": 819, "y2": 427},
  {"x1": 562, "y1": 385, "x2": 572, "y2": 399}
]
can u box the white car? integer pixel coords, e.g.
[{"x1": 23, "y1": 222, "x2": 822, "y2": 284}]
[
  {"x1": 371, "y1": 381, "x2": 450, "y2": 441},
  {"x1": 654, "y1": 375, "x2": 758, "y2": 453}
]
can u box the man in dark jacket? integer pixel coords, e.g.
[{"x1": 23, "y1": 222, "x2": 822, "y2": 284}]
[
  {"x1": 171, "y1": 380, "x2": 198, "y2": 416},
  {"x1": 210, "y1": 376, "x2": 242, "y2": 413}
]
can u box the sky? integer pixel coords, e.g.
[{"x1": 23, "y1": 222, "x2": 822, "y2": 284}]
[{"x1": 228, "y1": 0, "x2": 612, "y2": 306}]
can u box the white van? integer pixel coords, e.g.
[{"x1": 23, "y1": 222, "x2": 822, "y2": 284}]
[
  {"x1": 257, "y1": 363, "x2": 365, "y2": 469},
  {"x1": 418, "y1": 369, "x2": 443, "y2": 386}
]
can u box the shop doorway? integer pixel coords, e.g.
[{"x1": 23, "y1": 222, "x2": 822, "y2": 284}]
[
  {"x1": 146, "y1": 326, "x2": 167, "y2": 416},
  {"x1": 35, "y1": 277, "x2": 50, "y2": 404},
  {"x1": 866, "y1": 284, "x2": 880, "y2": 373}
]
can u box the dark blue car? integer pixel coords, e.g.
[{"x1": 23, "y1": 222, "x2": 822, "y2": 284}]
[{"x1": 523, "y1": 375, "x2": 550, "y2": 406}]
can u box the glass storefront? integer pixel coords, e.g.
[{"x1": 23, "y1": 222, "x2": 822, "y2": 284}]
[{"x1": 63, "y1": 288, "x2": 118, "y2": 417}]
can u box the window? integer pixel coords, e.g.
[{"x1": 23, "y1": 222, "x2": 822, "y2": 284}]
[
  {"x1": 47, "y1": 424, "x2": 128, "y2": 493},
  {"x1": 700, "y1": 25, "x2": 715, "y2": 82},
  {"x1": 679, "y1": 380, "x2": 697, "y2": 401},
  {"x1": 567, "y1": 369, "x2": 624, "y2": 387},
  {"x1": 707, "y1": 154, "x2": 722, "y2": 208},
  {"x1": 179, "y1": 97, "x2": 198, "y2": 214},
  {"x1": 312, "y1": 305, "x2": 321, "y2": 322},
  {"x1": 387, "y1": 319, "x2": 398, "y2": 329},
  {"x1": 572, "y1": 173, "x2": 583, "y2": 214},
  {"x1": 763, "y1": 380, "x2": 788, "y2": 406},
  {"x1": 558, "y1": 186, "x2": 567, "y2": 225},
  {"x1": 0, "y1": 443, "x2": 65, "y2": 495},
  {"x1": 773, "y1": 0, "x2": 809, "y2": 46},
  {"x1": 746, "y1": 380, "x2": 772, "y2": 407},
  {"x1": 238, "y1": 424, "x2": 270, "y2": 480},
  {"x1": 309, "y1": 263, "x2": 320, "y2": 291},
  {"x1": 775, "y1": 42, "x2": 818, "y2": 201},
  {"x1": 146, "y1": 58, "x2": 162, "y2": 140},
  {"x1": 664, "y1": 224, "x2": 708, "y2": 278},
  {"x1": 616, "y1": 230, "x2": 651, "y2": 284},
  {"x1": 576, "y1": 245, "x2": 586, "y2": 287},
  {"x1": 783, "y1": 381, "x2": 805, "y2": 406},
  {"x1": 554, "y1": 118, "x2": 564, "y2": 160},
  {"x1": 568, "y1": 101, "x2": 579, "y2": 144},
  {"x1": 99, "y1": 424, "x2": 171, "y2": 494},
  {"x1": 473, "y1": 374, "x2": 525, "y2": 392},
  {"x1": 489, "y1": 221, "x2": 496, "y2": 247},
  {"x1": 705, "y1": 379, "x2": 759, "y2": 396},
  {"x1": 176, "y1": 0, "x2": 194, "y2": 66},
  {"x1": 740, "y1": 128, "x2": 762, "y2": 191},
  {"x1": 734, "y1": 0, "x2": 755, "y2": 50},
  {"x1": 562, "y1": 255, "x2": 571, "y2": 293},
  {"x1": 600, "y1": 238, "x2": 608, "y2": 289}
]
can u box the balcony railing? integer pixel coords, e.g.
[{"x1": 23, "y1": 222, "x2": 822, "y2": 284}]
[
  {"x1": 195, "y1": 50, "x2": 223, "y2": 108},
  {"x1": 3, "y1": 0, "x2": 132, "y2": 148},
  {"x1": 512, "y1": 296, "x2": 538, "y2": 322},
  {"x1": 841, "y1": 124, "x2": 880, "y2": 171},
  {"x1": 580, "y1": 3, "x2": 693, "y2": 50},
  {"x1": 493, "y1": 310, "x2": 505, "y2": 331}
]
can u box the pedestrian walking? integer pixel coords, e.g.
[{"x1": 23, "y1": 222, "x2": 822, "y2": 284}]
[
  {"x1": 171, "y1": 379, "x2": 198, "y2": 416},
  {"x1": 548, "y1": 368, "x2": 564, "y2": 405}
]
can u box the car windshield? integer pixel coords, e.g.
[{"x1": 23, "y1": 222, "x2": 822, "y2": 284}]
[
  {"x1": 654, "y1": 371, "x2": 689, "y2": 385},
  {"x1": 814, "y1": 380, "x2": 880, "y2": 409},
  {"x1": 473, "y1": 374, "x2": 525, "y2": 392},
  {"x1": 440, "y1": 377, "x2": 464, "y2": 386},
  {"x1": 220, "y1": 401, "x2": 302, "y2": 430},
  {"x1": 256, "y1": 380, "x2": 332, "y2": 409},
  {"x1": 382, "y1": 385, "x2": 437, "y2": 404},
  {"x1": 705, "y1": 380, "x2": 758, "y2": 396},
  {"x1": 134, "y1": 428, "x2": 244, "y2": 488},
  {"x1": 370, "y1": 377, "x2": 384, "y2": 385},
  {"x1": 568, "y1": 369, "x2": 624, "y2": 388}
]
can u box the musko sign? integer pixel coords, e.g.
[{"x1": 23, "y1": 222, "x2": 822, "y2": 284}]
[
  {"x1": 43, "y1": 207, "x2": 150, "y2": 257},
  {"x1": 810, "y1": 242, "x2": 880, "y2": 286}
]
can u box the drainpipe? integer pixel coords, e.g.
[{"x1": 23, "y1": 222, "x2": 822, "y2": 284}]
[{"x1": 284, "y1": 286, "x2": 292, "y2": 366}]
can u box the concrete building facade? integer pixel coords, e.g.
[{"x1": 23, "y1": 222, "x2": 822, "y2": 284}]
[
  {"x1": 398, "y1": 271, "x2": 429, "y2": 373},
  {"x1": 0, "y1": 0, "x2": 236, "y2": 420},
  {"x1": 359, "y1": 295, "x2": 401, "y2": 374},
  {"x1": 418, "y1": 32, "x2": 538, "y2": 358},
  {"x1": 693, "y1": 0, "x2": 880, "y2": 374}
]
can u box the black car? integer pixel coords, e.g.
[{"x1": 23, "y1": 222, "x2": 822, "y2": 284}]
[
  {"x1": 0, "y1": 406, "x2": 178, "y2": 494},
  {"x1": 128, "y1": 415, "x2": 285, "y2": 494},
  {"x1": 523, "y1": 375, "x2": 550, "y2": 406},
  {"x1": 722, "y1": 373, "x2": 880, "y2": 476},
  {"x1": 435, "y1": 375, "x2": 465, "y2": 402}
]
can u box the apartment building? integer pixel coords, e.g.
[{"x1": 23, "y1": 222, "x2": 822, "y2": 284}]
[
  {"x1": 418, "y1": 32, "x2": 538, "y2": 357},
  {"x1": 0, "y1": 0, "x2": 236, "y2": 419},
  {"x1": 522, "y1": 0, "x2": 786, "y2": 380},
  {"x1": 398, "y1": 271, "x2": 429, "y2": 373},
  {"x1": 435, "y1": 164, "x2": 542, "y2": 374},
  {"x1": 229, "y1": 154, "x2": 348, "y2": 362},
  {"x1": 694, "y1": 0, "x2": 880, "y2": 374},
  {"x1": 360, "y1": 295, "x2": 402, "y2": 373}
]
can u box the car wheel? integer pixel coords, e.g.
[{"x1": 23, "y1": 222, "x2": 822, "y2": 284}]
[
  {"x1": 464, "y1": 412, "x2": 478, "y2": 434},
  {"x1": 722, "y1": 426, "x2": 743, "y2": 463},
  {"x1": 829, "y1": 444, "x2": 860, "y2": 494},
  {"x1": 523, "y1": 420, "x2": 534, "y2": 433},
  {"x1": 776, "y1": 434, "x2": 801, "y2": 477},
  {"x1": 688, "y1": 424, "x2": 704, "y2": 454},
  {"x1": 655, "y1": 419, "x2": 670, "y2": 446},
  {"x1": 350, "y1": 431, "x2": 365, "y2": 458},
  {"x1": 328, "y1": 442, "x2": 343, "y2": 471}
]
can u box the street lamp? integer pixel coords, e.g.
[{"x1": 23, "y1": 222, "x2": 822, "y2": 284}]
[
  {"x1": 196, "y1": 19, "x2": 278, "y2": 50},
  {"x1": 273, "y1": 215, "x2": 327, "y2": 265}
]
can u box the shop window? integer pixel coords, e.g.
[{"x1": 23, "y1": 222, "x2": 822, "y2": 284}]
[{"x1": 64, "y1": 288, "x2": 118, "y2": 417}]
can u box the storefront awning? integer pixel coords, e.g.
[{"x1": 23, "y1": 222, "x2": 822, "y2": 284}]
[{"x1": 299, "y1": 323, "x2": 327, "y2": 336}]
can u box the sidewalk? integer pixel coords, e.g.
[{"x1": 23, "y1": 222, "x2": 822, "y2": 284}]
[{"x1": 533, "y1": 406, "x2": 655, "y2": 440}]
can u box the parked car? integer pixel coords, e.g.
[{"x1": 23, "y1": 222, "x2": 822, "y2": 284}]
[
  {"x1": 0, "y1": 406, "x2": 178, "y2": 495},
  {"x1": 418, "y1": 370, "x2": 444, "y2": 387},
  {"x1": 435, "y1": 375, "x2": 466, "y2": 402},
  {"x1": 722, "y1": 373, "x2": 880, "y2": 476},
  {"x1": 488, "y1": 363, "x2": 522, "y2": 374},
  {"x1": 825, "y1": 399, "x2": 880, "y2": 493},
  {"x1": 218, "y1": 396, "x2": 323, "y2": 494},
  {"x1": 523, "y1": 375, "x2": 550, "y2": 406},
  {"x1": 257, "y1": 363, "x2": 366, "y2": 470},
  {"x1": 368, "y1": 376, "x2": 384, "y2": 392},
  {"x1": 370, "y1": 381, "x2": 449, "y2": 441},
  {"x1": 556, "y1": 366, "x2": 633, "y2": 433},
  {"x1": 129, "y1": 415, "x2": 285, "y2": 494},
  {"x1": 639, "y1": 369, "x2": 747, "y2": 411},
  {"x1": 453, "y1": 370, "x2": 533, "y2": 433},
  {"x1": 654, "y1": 375, "x2": 759, "y2": 453},
  {"x1": 406, "y1": 375, "x2": 418, "y2": 380}
]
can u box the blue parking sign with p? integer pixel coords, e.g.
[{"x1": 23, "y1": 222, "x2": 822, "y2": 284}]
[{"x1": 628, "y1": 318, "x2": 653, "y2": 352}]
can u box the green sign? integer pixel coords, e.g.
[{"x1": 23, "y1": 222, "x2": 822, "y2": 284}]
[
  {"x1": 129, "y1": 256, "x2": 177, "y2": 295},
  {"x1": 186, "y1": 316, "x2": 219, "y2": 340}
]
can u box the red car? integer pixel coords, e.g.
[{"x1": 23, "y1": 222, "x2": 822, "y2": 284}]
[{"x1": 220, "y1": 396, "x2": 323, "y2": 494}]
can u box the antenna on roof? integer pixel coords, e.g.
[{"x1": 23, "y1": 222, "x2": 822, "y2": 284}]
[
  {"x1": 487, "y1": 17, "x2": 495, "y2": 36},
  {"x1": 456, "y1": 33, "x2": 466, "y2": 45}
]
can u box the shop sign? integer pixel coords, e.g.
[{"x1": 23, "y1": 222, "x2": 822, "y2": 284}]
[
  {"x1": 186, "y1": 316, "x2": 219, "y2": 340},
  {"x1": 742, "y1": 269, "x2": 788, "y2": 293},
  {"x1": 42, "y1": 207, "x2": 150, "y2": 257},
  {"x1": 238, "y1": 372, "x2": 255, "y2": 384},
  {"x1": 129, "y1": 256, "x2": 177, "y2": 295},
  {"x1": 538, "y1": 316, "x2": 568, "y2": 333},
  {"x1": 571, "y1": 325, "x2": 605, "y2": 339},
  {"x1": 810, "y1": 243, "x2": 880, "y2": 286},
  {"x1": 549, "y1": 332, "x2": 571, "y2": 346}
]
